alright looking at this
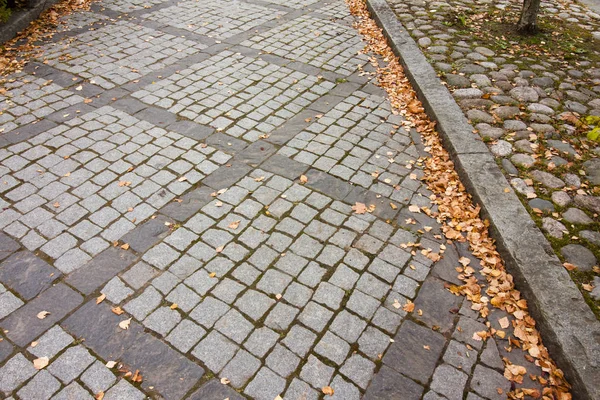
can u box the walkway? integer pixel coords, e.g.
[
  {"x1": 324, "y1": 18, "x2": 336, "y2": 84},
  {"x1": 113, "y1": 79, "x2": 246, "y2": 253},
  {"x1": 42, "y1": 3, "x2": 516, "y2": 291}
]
[{"x1": 0, "y1": 0, "x2": 548, "y2": 399}]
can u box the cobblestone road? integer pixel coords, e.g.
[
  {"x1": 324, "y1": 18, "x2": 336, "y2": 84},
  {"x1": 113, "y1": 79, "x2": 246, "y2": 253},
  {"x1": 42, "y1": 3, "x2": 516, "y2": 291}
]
[{"x1": 0, "y1": 0, "x2": 542, "y2": 399}]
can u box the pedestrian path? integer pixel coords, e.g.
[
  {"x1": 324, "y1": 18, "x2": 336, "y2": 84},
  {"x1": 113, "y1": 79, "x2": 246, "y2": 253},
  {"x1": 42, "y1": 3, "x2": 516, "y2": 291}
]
[{"x1": 0, "y1": 0, "x2": 552, "y2": 399}]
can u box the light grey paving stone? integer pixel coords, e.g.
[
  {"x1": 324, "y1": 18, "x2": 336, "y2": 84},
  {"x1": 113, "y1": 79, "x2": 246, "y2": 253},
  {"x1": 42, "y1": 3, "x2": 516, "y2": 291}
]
[
  {"x1": 257, "y1": 269, "x2": 293, "y2": 295},
  {"x1": 101, "y1": 277, "x2": 134, "y2": 304},
  {"x1": 298, "y1": 262, "x2": 327, "y2": 288},
  {"x1": 120, "y1": 262, "x2": 158, "y2": 290},
  {"x1": 166, "y1": 319, "x2": 206, "y2": 353},
  {"x1": 211, "y1": 278, "x2": 246, "y2": 304},
  {"x1": 282, "y1": 324, "x2": 317, "y2": 357},
  {"x1": 165, "y1": 284, "x2": 200, "y2": 312},
  {"x1": 151, "y1": 271, "x2": 180, "y2": 294},
  {"x1": 244, "y1": 327, "x2": 279, "y2": 358},
  {"x1": 192, "y1": 330, "x2": 238, "y2": 373},
  {"x1": 244, "y1": 367, "x2": 287, "y2": 400},
  {"x1": 314, "y1": 331, "x2": 350, "y2": 365},
  {"x1": 232, "y1": 263, "x2": 261, "y2": 286},
  {"x1": 215, "y1": 309, "x2": 254, "y2": 344},
  {"x1": 329, "y1": 310, "x2": 367, "y2": 343},
  {"x1": 47, "y1": 345, "x2": 95, "y2": 384},
  {"x1": 312, "y1": 281, "x2": 345, "y2": 310},
  {"x1": 358, "y1": 326, "x2": 391, "y2": 360},
  {"x1": 189, "y1": 296, "x2": 230, "y2": 328},
  {"x1": 430, "y1": 364, "x2": 469, "y2": 400},
  {"x1": 329, "y1": 375, "x2": 361, "y2": 400},
  {"x1": 235, "y1": 289, "x2": 275, "y2": 321},
  {"x1": 328, "y1": 264, "x2": 359, "y2": 290},
  {"x1": 143, "y1": 306, "x2": 181, "y2": 336},
  {"x1": 28, "y1": 325, "x2": 74, "y2": 359},
  {"x1": 52, "y1": 382, "x2": 94, "y2": 400},
  {"x1": 123, "y1": 286, "x2": 162, "y2": 320},
  {"x1": 103, "y1": 379, "x2": 145, "y2": 400},
  {"x1": 0, "y1": 353, "x2": 37, "y2": 394},
  {"x1": 185, "y1": 269, "x2": 219, "y2": 296},
  {"x1": 443, "y1": 340, "x2": 476, "y2": 372},
  {"x1": 283, "y1": 282, "x2": 313, "y2": 308},
  {"x1": 266, "y1": 344, "x2": 301, "y2": 378},
  {"x1": 298, "y1": 301, "x2": 333, "y2": 333},
  {"x1": 264, "y1": 302, "x2": 299, "y2": 331},
  {"x1": 284, "y1": 378, "x2": 319, "y2": 400},
  {"x1": 81, "y1": 361, "x2": 116, "y2": 395},
  {"x1": 169, "y1": 255, "x2": 203, "y2": 279},
  {"x1": 17, "y1": 369, "x2": 61, "y2": 400},
  {"x1": 220, "y1": 349, "x2": 261, "y2": 389},
  {"x1": 339, "y1": 354, "x2": 375, "y2": 389},
  {"x1": 371, "y1": 306, "x2": 403, "y2": 334},
  {"x1": 300, "y1": 354, "x2": 334, "y2": 389},
  {"x1": 141, "y1": 243, "x2": 180, "y2": 270},
  {"x1": 346, "y1": 290, "x2": 380, "y2": 319}
]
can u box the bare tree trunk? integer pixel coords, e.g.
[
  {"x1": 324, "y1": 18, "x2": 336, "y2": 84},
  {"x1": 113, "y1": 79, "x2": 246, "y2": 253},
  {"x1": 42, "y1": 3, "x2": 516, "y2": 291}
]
[{"x1": 517, "y1": 0, "x2": 541, "y2": 33}]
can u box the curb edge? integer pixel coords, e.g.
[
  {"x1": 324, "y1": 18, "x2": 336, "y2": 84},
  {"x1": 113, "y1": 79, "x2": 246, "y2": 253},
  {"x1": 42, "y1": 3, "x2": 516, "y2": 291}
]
[{"x1": 364, "y1": 0, "x2": 600, "y2": 398}]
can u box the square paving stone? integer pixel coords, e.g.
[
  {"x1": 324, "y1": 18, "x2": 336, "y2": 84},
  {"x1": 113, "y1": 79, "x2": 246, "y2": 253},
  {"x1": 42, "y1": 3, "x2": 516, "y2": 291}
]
[
  {"x1": 103, "y1": 379, "x2": 145, "y2": 400},
  {"x1": 244, "y1": 367, "x2": 287, "y2": 400},
  {"x1": 0, "y1": 353, "x2": 37, "y2": 394},
  {"x1": 123, "y1": 286, "x2": 162, "y2": 320},
  {"x1": 358, "y1": 326, "x2": 391, "y2": 360},
  {"x1": 429, "y1": 364, "x2": 468, "y2": 400},
  {"x1": 165, "y1": 283, "x2": 200, "y2": 312},
  {"x1": 0, "y1": 251, "x2": 60, "y2": 300},
  {"x1": 298, "y1": 301, "x2": 333, "y2": 333},
  {"x1": 192, "y1": 331, "x2": 238, "y2": 373},
  {"x1": 142, "y1": 242, "x2": 180, "y2": 270},
  {"x1": 211, "y1": 278, "x2": 246, "y2": 304},
  {"x1": 275, "y1": 252, "x2": 308, "y2": 276},
  {"x1": 314, "y1": 332, "x2": 350, "y2": 365},
  {"x1": 243, "y1": 327, "x2": 279, "y2": 358},
  {"x1": 266, "y1": 344, "x2": 301, "y2": 378},
  {"x1": 144, "y1": 306, "x2": 181, "y2": 336},
  {"x1": 0, "y1": 291, "x2": 23, "y2": 319},
  {"x1": 282, "y1": 324, "x2": 317, "y2": 357},
  {"x1": 329, "y1": 310, "x2": 367, "y2": 343},
  {"x1": 339, "y1": 354, "x2": 376, "y2": 389},
  {"x1": 346, "y1": 290, "x2": 380, "y2": 319},
  {"x1": 215, "y1": 309, "x2": 254, "y2": 344},
  {"x1": 284, "y1": 378, "x2": 319, "y2": 400},
  {"x1": 52, "y1": 382, "x2": 94, "y2": 400},
  {"x1": 166, "y1": 319, "x2": 206, "y2": 353},
  {"x1": 235, "y1": 289, "x2": 275, "y2": 321},
  {"x1": 264, "y1": 302, "x2": 299, "y2": 331},
  {"x1": 47, "y1": 345, "x2": 96, "y2": 384},
  {"x1": 101, "y1": 277, "x2": 134, "y2": 304},
  {"x1": 329, "y1": 375, "x2": 360, "y2": 400},
  {"x1": 299, "y1": 354, "x2": 334, "y2": 389},
  {"x1": 220, "y1": 349, "x2": 261, "y2": 389},
  {"x1": 414, "y1": 277, "x2": 463, "y2": 333},
  {"x1": 27, "y1": 325, "x2": 74, "y2": 359},
  {"x1": 189, "y1": 296, "x2": 230, "y2": 328},
  {"x1": 257, "y1": 269, "x2": 293, "y2": 295},
  {"x1": 188, "y1": 378, "x2": 246, "y2": 400},
  {"x1": 17, "y1": 369, "x2": 61, "y2": 400},
  {"x1": 298, "y1": 262, "x2": 327, "y2": 288},
  {"x1": 81, "y1": 361, "x2": 117, "y2": 394},
  {"x1": 312, "y1": 281, "x2": 345, "y2": 310},
  {"x1": 283, "y1": 282, "x2": 313, "y2": 307},
  {"x1": 328, "y1": 264, "x2": 359, "y2": 290}
]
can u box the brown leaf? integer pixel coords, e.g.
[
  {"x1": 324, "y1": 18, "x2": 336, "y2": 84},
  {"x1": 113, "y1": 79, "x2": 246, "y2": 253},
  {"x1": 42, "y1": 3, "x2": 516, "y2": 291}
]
[
  {"x1": 300, "y1": 175, "x2": 308, "y2": 184},
  {"x1": 228, "y1": 220, "x2": 241, "y2": 230},
  {"x1": 96, "y1": 293, "x2": 106, "y2": 304},
  {"x1": 170, "y1": 303, "x2": 178, "y2": 310},
  {"x1": 112, "y1": 307, "x2": 124, "y2": 315},
  {"x1": 390, "y1": 202, "x2": 398, "y2": 210},
  {"x1": 53, "y1": 202, "x2": 60, "y2": 208},
  {"x1": 131, "y1": 370, "x2": 143, "y2": 383},
  {"x1": 582, "y1": 283, "x2": 594, "y2": 292},
  {"x1": 403, "y1": 301, "x2": 415, "y2": 313},
  {"x1": 120, "y1": 243, "x2": 130, "y2": 250},
  {"x1": 563, "y1": 262, "x2": 577, "y2": 271},
  {"x1": 95, "y1": 391, "x2": 104, "y2": 400},
  {"x1": 209, "y1": 272, "x2": 217, "y2": 278},
  {"x1": 322, "y1": 386, "x2": 334, "y2": 396},
  {"x1": 118, "y1": 181, "x2": 131, "y2": 187}
]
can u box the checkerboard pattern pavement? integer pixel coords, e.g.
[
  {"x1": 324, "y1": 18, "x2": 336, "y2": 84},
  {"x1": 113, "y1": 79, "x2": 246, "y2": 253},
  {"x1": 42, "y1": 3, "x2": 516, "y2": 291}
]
[{"x1": 0, "y1": 0, "x2": 537, "y2": 399}]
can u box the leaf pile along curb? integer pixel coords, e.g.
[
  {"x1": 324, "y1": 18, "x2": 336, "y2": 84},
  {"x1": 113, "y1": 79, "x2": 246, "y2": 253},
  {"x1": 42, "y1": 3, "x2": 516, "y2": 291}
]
[{"x1": 345, "y1": 0, "x2": 571, "y2": 398}]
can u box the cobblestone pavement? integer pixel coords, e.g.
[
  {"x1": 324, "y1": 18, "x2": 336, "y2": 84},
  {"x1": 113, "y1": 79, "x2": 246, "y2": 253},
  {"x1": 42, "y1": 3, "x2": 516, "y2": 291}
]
[
  {"x1": 0, "y1": 0, "x2": 549, "y2": 399},
  {"x1": 387, "y1": 0, "x2": 600, "y2": 312}
]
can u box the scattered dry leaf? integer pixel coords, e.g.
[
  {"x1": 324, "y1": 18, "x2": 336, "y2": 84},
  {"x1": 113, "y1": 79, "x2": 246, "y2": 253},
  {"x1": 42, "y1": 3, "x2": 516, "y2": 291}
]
[
  {"x1": 37, "y1": 311, "x2": 50, "y2": 319},
  {"x1": 322, "y1": 386, "x2": 334, "y2": 396},
  {"x1": 118, "y1": 318, "x2": 132, "y2": 330},
  {"x1": 96, "y1": 293, "x2": 106, "y2": 304},
  {"x1": 33, "y1": 357, "x2": 49, "y2": 370}
]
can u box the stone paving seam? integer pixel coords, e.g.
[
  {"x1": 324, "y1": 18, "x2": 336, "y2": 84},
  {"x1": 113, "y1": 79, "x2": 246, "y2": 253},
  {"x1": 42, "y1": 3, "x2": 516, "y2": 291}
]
[{"x1": 364, "y1": 0, "x2": 600, "y2": 398}]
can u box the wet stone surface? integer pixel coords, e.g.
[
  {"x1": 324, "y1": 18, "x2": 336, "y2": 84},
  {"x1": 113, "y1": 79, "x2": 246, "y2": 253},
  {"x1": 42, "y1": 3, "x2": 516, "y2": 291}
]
[{"x1": 0, "y1": 0, "x2": 543, "y2": 399}]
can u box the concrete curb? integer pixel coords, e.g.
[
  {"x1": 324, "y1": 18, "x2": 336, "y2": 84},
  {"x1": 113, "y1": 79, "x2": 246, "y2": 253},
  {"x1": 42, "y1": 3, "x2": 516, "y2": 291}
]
[
  {"x1": 0, "y1": 0, "x2": 60, "y2": 44},
  {"x1": 364, "y1": 0, "x2": 600, "y2": 398}
]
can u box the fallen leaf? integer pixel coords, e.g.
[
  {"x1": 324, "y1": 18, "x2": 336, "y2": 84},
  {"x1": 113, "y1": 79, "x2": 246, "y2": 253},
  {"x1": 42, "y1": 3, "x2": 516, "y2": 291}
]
[
  {"x1": 390, "y1": 202, "x2": 398, "y2": 210},
  {"x1": 408, "y1": 205, "x2": 421, "y2": 213},
  {"x1": 96, "y1": 293, "x2": 106, "y2": 304},
  {"x1": 118, "y1": 181, "x2": 131, "y2": 187},
  {"x1": 31, "y1": 341, "x2": 39, "y2": 348},
  {"x1": 112, "y1": 307, "x2": 124, "y2": 315},
  {"x1": 322, "y1": 386, "x2": 334, "y2": 396},
  {"x1": 118, "y1": 318, "x2": 132, "y2": 330},
  {"x1": 177, "y1": 176, "x2": 188, "y2": 182},
  {"x1": 403, "y1": 301, "x2": 415, "y2": 313},
  {"x1": 37, "y1": 311, "x2": 50, "y2": 319},
  {"x1": 300, "y1": 175, "x2": 308, "y2": 184},
  {"x1": 215, "y1": 246, "x2": 224, "y2": 253},
  {"x1": 498, "y1": 317, "x2": 510, "y2": 329},
  {"x1": 209, "y1": 272, "x2": 217, "y2": 278},
  {"x1": 582, "y1": 283, "x2": 594, "y2": 292},
  {"x1": 106, "y1": 361, "x2": 117, "y2": 368},
  {"x1": 95, "y1": 391, "x2": 104, "y2": 400},
  {"x1": 120, "y1": 243, "x2": 130, "y2": 250},
  {"x1": 33, "y1": 357, "x2": 49, "y2": 370},
  {"x1": 53, "y1": 202, "x2": 60, "y2": 208},
  {"x1": 220, "y1": 377, "x2": 230, "y2": 385},
  {"x1": 352, "y1": 202, "x2": 367, "y2": 214},
  {"x1": 563, "y1": 262, "x2": 577, "y2": 271},
  {"x1": 170, "y1": 303, "x2": 178, "y2": 310},
  {"x1": 132, "y1": 370, "x2": 143, "y2": 383},
  {"x1": 228, "y1": 220, "x2": 241, "y2": 230}
]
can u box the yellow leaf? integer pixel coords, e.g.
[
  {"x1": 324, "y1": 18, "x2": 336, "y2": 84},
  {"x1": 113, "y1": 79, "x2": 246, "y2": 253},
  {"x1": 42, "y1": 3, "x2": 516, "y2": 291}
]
[
  {"x1": 96, "y1": 293, "x2": 106, "y2": 304},
  {"x1": 300, "y1": 175, "x2": 308, "y2": 184},
  {"x1": 228, "y1": 220, "x2": 241, "y2": 230},
  {"x1": 209, "y1": 272, "x2": 217, "y2": 278},
  {"x1": 170, "y1": 303, "x2": 178, "y2": 310},
  {"x1": 390, "y1": 202, "x2": 398, "y2": 210},
  {"x1": 37, "y1": 311, "x2": 50, "y2": 319},
  {"x1": 33, "y1": 357, "x2": 49, "y2": 370},
  {"x1": 95, "y1": 391, "x2": 104, "y2": 400},
  {"x1": 120, "y1": 243, "x2": 130, "y2": 250},
  {"x1": 322, "y1": 386, "x2": 334, "y2": 396}
]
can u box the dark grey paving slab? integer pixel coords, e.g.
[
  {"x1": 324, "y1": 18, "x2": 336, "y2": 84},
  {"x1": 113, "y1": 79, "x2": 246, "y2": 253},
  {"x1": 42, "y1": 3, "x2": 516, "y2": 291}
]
[{"x1": 0, "y1": 251, "x2": 61, "y2": 300}]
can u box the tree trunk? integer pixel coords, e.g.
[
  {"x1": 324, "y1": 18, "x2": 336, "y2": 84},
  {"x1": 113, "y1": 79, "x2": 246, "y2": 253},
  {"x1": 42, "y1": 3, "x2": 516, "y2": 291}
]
[{"x1": 517, "y1": 0, "x2": 541, "y2": 33}]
